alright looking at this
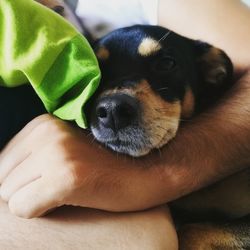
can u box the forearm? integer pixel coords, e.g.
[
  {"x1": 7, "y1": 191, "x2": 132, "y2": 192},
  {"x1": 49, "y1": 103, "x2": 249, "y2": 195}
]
[
  {"x1": 158, "y1": 0, "x2": 250, "y2": 72},
  {"x1": 160, "y1": 71, "x2": 250, "y2": 193}
]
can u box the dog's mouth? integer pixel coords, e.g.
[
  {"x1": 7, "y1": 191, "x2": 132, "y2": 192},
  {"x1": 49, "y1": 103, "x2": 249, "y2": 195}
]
[
  {"x1": 91, "y1": 125, "x2": 154, "y2": 157},
  {"x1": 91, "y1": 121, "x2": 179, "y2": 157},
  {"x1": 105, "y1": 138, "x2": 151, "y2": 157}
]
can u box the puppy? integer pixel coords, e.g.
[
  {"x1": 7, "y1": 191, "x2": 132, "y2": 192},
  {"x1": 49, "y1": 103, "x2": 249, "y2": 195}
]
[{"x1": 90, "y1": 25, "x2": 250, "y2": 249}]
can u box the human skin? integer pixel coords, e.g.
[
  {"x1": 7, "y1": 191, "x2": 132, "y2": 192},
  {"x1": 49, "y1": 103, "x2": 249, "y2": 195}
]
[
  {"x1": 0, "y1": 0, "x2": 250, "y2": 219},
  {"x1": 0, "y1": 199, "x2": 178, "y2": 250},
  {"x1": 158, "y1": 0, "x2": 250, "y2": 73}
]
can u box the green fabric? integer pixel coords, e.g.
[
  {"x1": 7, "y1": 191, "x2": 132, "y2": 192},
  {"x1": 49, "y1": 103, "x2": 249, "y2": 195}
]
[{"x1": 0, "y1": 0, "x2": 100, "y2": 128}]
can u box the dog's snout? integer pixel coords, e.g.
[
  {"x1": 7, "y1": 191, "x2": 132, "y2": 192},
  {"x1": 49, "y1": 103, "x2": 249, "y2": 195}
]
[{"x1": 96, "y1": 94, "x2": 139, "y2": 131}]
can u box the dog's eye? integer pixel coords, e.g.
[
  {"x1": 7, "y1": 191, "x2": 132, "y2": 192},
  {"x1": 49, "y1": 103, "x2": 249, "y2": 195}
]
[{"x1": 154, "y1": 57, "x2": 176, "y2": 72}]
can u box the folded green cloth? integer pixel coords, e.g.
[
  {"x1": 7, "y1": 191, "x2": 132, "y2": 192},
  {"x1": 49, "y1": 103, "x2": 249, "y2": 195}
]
[{"x1": 0, "y1": 0, "x2": 101, "y2": 128}]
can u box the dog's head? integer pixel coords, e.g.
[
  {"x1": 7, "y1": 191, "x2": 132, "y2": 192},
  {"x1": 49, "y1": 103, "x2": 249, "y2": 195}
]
[{"x1": 89, "y1": 25, "x2": 233, "y2": 157}]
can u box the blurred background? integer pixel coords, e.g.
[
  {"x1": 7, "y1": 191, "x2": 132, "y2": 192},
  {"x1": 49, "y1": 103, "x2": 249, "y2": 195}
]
[
  {"x1": 64, "y1": 0, "x2": 250, "y2": 41},
  {"x1": 65, "y1": 0, "x2": 250, "y2": 10}
]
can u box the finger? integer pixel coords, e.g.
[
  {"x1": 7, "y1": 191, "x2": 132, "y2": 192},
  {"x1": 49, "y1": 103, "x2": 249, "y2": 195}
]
[
  {"x1": 0, "y1": 151, "x2": 31, "y2": 184},
  {"x1": 0, "y1": 155, "x2": 42, "y2": 201},
  {"x1": 0, "y1": 114, "x2": 52, "y2": 157},
  {"x1": 8, "y1": 177, "x2": 65, "y2": 219},
  {"x1": 0, "y1": 115, "x2": 54, "y2": 183}
]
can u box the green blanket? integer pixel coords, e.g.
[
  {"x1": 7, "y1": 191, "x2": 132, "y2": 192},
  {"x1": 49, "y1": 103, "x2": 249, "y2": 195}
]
[{"x1": 0, "y1": 0, "x2": 101, "y2": 128}]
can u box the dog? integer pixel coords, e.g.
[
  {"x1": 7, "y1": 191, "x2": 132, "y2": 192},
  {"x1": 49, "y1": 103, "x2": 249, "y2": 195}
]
[
  {"x1": 90, "y1": 25, "x2": 233, "y2": 157},
  {"x1": 1, "y1": 1, "x2": 249, "y2": 249},
  {"x1": 89, "y1": 24, "x2": 250, "y2": 249}
]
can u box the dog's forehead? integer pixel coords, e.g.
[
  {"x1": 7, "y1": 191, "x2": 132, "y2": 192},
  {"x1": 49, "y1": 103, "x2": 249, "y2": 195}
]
[
  {"x1": 95, "y1": 25, "x2": 173, "y2": 60},
  {"x1": 95, "y1": 25, "x2": 198, "y2": 97}
]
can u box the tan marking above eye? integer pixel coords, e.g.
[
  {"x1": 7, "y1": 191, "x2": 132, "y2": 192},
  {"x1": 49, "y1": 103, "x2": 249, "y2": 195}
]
[
  {"x1": 138, "y1": 37, "x2": 162, "y2": 57},
  {"x1": 181, "y1": 87, "x2": 195, "y2": 119},
  {"x1": 96, "y1": 47, "x2": 110, "y2": 61}
]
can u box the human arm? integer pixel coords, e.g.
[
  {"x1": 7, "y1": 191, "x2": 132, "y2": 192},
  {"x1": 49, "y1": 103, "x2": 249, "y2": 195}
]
[
  {"x1": 0, "y1": 199, "x2": 177, "y2": 250},
  {"x1": 0, "y1": 70, "x2": 250, "y2": 218},
  {"x1": 158, "y1": 0, "x2": 250, "y2": 73},
  {"x1": 1, "y1": 0, "x2": 250, "y2": 218}
]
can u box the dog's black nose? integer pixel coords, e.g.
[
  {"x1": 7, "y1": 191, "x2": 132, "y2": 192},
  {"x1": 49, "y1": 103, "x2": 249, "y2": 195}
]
[{"x1": 96, "y1": 94, "x2": 139, "y2": 131}]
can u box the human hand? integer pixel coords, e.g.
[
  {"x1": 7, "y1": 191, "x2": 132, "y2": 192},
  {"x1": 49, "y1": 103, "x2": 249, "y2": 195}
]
[
  {"x1": 0, "y1": 114, "x2": 167, "y2": 218},
  {"x1": 0, "y1": 115, "x2": 121, "y2": 218}
]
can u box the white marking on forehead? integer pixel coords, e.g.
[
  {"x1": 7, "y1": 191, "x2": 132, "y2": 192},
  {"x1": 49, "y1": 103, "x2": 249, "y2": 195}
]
[{"x1": 138, "y1": 37, "x2": 162, "y2": 57}]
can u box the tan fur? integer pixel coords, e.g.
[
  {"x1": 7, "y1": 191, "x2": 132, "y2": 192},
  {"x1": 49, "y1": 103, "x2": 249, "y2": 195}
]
[
  {"x1": 135, "y1": 81, "x2": 181, "y2": 149},
  {"x1": 179, "y1": 224, "x2": 242, "y2": 250},
  {"x1": 96, "y1": 47, "x2": 110, "y2": 61},
  {"x1": 138, "y1": 37, "x2": 162, "y2": 57},
  {"x1": 173, "y1": 169, "x2": 250, "y2": 219},
  {"x1": 181, "y1": 87, "x2": 195, "y2": 118}
]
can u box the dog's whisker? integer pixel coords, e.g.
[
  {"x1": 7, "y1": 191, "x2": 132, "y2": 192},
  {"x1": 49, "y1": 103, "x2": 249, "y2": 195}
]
[
  {"x1": 90, "y1": 136, "x2": 97, "y2": 145},
  {"x1": 86, "y1": 131, "x2": 93, "y2": 138},
  {"x1": 179, "y1": 118, "x2": 191, "y2": 122},
  {"x1": 137, "y1": 85, "x2": 151, "y2": 92},
  {"x1": 158, "y1": 30, "x2": 172, "y2": 43},
  {"x1": 156, "y1": 125, "x2": 169, "y2": 132},
  {"x1": 157, "y1": 148, "x2": 163, "y2": 158},
  {"x1": 156, "y1": 87, "x2": 169, "y2": 92},
  {"x1": 154, "y1": 108, "x2": 179, "y2": 115}
]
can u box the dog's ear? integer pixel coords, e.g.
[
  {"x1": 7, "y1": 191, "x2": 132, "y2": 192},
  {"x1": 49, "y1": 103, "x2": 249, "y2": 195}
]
[
  {"x1": 194, "y1": 41, "x2": 233, "y2": 86},
  {"x1": 194, "y1": 41, "x2": 234, "y2": 110}
]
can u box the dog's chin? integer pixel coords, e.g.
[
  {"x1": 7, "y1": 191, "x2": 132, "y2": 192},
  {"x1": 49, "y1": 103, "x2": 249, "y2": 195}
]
[
  {"x1": 91, "y1": 126, "x2": 178, "y2": 157},
  {"x1": 106, "y1": 130, "x2": 177, "y2": 157},
  {"x1": 91, "y1": 125, "x2": 147, "y2": 157},
  {"x1": 107, "y1": 141, "x2": 151, "y2": 157}
]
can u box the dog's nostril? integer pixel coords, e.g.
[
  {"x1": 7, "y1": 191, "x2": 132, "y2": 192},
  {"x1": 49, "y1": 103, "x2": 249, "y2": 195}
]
[{"x1": 97, "y1": 106, "x2": 108, "y2": 119}]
